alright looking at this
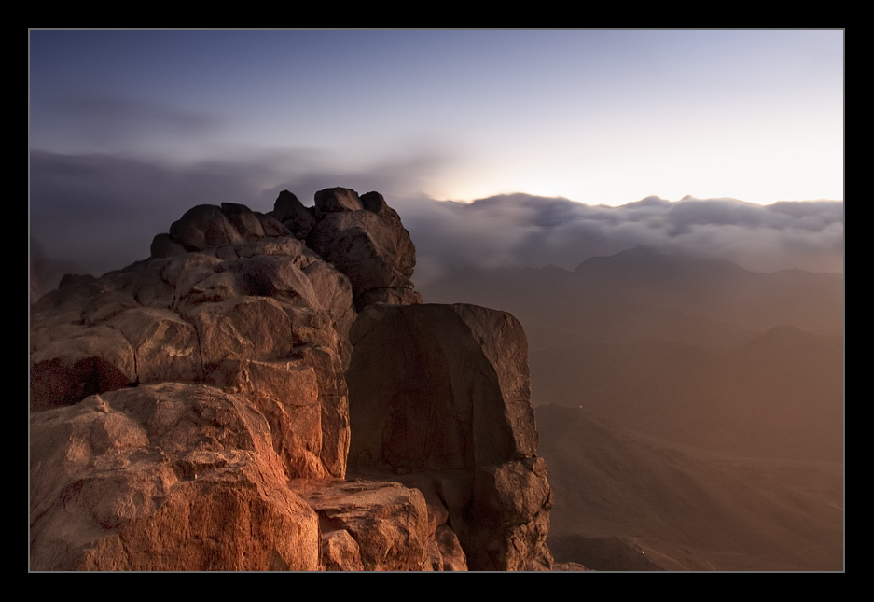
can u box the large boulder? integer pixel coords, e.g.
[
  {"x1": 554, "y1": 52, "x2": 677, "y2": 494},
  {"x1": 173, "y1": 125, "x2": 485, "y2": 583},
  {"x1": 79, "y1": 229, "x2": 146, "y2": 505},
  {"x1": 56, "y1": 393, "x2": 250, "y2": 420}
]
[
  {"x1": 152, "y1": 202, "x2": 298, "y2": 260},
  {"x1": 345, "y1": 468, "x2": 470, "y2": 571},
  {"x1": 314, "y1": 187, "x2": 364, "y2": 214},
  {"x1": 290, "y1": 479, "x2": 434, "y2": 571},
  {"x1": 345, "y1": 303, "x2": 553, "y2": 570},
  {"x1": 168, "y1": 204, "x2": 247, "y2": 251},
  {"x1": 269, "y1": 190, "x2": 315, "y2": 240},
  {"x1": 306, "y1": 188, "x2": 421, "y2": 312},
  {"x1": 347, "y1": 303, "x2": 537, "y2": 470},
  {"x1": 30, "y1": 384, "x2": 321, "y2": 571},
  {"x1": 220, "y1": 203, "x2": 266, "y2": 241},
  {"x1": 467, "y1": 457, "x2": 554, "y2": 571},
  {"x1": 183, "y1": 297, "x2": 297, "y2": 366}
]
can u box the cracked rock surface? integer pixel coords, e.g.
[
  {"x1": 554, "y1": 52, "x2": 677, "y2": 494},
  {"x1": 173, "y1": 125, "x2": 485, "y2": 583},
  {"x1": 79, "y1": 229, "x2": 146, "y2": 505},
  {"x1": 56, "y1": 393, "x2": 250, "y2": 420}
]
[{"x1": 30, "y1": 188, "x2": 551, "y2": 571}]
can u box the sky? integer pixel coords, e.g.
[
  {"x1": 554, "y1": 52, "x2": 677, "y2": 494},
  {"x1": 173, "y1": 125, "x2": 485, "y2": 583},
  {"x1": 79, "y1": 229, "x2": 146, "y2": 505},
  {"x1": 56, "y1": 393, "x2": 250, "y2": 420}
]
[{"x1": 29, "y1": 29, "x2": 844, "y2": 284}]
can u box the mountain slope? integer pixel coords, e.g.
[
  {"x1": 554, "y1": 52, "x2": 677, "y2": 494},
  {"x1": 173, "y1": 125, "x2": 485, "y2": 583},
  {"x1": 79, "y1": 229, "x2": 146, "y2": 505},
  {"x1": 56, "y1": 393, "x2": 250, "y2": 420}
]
[
  {"x1": 537, "y1": 405, "x2": 843, "y2": 571},
  {"x1": 420, "y1": 246, "x2": 843, "y2": 462}
]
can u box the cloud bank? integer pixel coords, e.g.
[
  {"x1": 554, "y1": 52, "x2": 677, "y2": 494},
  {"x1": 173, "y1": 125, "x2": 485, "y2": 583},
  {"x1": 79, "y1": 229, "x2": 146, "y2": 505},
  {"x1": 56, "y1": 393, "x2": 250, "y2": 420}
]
[
  {"x1": 28, "y1": 147, "x2": 454, "y2": 280},
  {"x1": 29, "y1": 149, "x2": 843, "y2": 297},
  {"x1": 399, "y1": 194, "x2": 844, "y2": 285}
]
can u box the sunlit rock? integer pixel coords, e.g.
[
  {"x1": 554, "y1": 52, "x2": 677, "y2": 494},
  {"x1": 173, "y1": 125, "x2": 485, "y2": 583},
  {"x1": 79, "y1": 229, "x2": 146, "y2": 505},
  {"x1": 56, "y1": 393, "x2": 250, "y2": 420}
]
[{"x1": 30, "y1": 188, "x2": 550, "y2": 571}]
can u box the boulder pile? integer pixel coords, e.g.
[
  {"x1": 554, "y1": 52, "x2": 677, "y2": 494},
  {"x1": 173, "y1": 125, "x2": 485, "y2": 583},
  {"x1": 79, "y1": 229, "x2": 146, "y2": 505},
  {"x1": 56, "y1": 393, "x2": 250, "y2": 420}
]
[{"x1": 29, "y1": 187, "x2": 552, "y2": 571}]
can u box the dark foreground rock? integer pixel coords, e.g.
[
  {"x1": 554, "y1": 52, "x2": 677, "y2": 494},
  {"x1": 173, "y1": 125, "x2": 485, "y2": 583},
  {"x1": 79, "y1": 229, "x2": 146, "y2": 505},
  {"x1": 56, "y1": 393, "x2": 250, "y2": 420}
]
[
  {"x1": 346, "y1": 303, "x2": 553, "y2": 571},
  {"x1": 30, "y1": 188, "x2": 551, "y2": 571}
]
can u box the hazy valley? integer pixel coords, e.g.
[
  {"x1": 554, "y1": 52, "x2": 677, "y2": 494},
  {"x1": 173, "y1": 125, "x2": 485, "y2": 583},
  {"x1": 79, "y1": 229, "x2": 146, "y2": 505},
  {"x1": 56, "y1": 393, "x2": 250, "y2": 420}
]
[
  {"x1": 420, "y1": 245, "x2": 843, "y2": 570},
  {"x1": 29, "y1": 197, "x2": 843, "y2": 571}
]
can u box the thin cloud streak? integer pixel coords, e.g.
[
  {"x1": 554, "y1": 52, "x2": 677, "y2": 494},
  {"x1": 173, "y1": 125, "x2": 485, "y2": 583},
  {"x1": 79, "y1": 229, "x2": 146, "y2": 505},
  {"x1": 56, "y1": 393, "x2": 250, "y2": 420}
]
[{"x1": 29, "y1": 95, "x2": 225, "y2": 158}]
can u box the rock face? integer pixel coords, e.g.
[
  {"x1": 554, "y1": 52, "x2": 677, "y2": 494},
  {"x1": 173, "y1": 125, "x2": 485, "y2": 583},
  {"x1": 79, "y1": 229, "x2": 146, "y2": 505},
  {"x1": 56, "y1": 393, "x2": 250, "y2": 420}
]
[
  {"x1": 30, "y1": 384, "x2": 322, "y2": 571},
  {"x1": 346, "y1": 303, "x2": 553, "y2": 570},
  {"x1": 290, "y1": 479, "x2": 433, "y2": 571},
  {"x1": 306, "y1": 189, "x2": 421, "y2": 312},
  {"x1": 30, "y1": 187, "x2": 551, "y2": 571},
  {"x1": 31, "y1": 233, "x2": 354, "y2": 482}
]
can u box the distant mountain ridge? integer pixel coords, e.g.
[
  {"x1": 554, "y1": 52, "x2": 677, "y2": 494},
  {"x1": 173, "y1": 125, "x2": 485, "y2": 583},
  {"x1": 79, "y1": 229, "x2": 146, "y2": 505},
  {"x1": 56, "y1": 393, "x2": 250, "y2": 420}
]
[
  {"x1": 574, "y1": 245, "x2": 749, "y2": 279},
  {"x1": 421, "y1": 244, "x2": 841, "y2": 348},
  {"x1": 419, "y1": 244, "x2": 843, "y2": 462}
]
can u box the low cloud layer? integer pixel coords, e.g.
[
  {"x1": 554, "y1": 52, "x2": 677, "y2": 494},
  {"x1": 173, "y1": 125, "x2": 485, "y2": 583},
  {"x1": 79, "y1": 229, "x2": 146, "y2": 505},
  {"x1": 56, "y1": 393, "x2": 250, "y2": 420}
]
[
  {"x1": 28, "y1": 147, "x2": 454, "y2": 282},
  {"x1": 29, "y1": 149, "x2": 843, "y2": 296},
  {"x1": 398, "y1": 193, "x2": 844, "y2": 285}
]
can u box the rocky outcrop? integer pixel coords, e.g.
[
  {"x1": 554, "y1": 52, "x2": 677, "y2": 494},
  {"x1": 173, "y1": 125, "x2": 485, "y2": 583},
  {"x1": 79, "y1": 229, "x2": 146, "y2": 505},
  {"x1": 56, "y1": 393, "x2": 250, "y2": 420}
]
[
  {"x1": 30, "y1": 234, "x2": 355, "y2": 482},
  {"x1": 270, "y1": 190, "x2": 315, "y2": 240},
  {"x1": 306, "y1": 189, "x2": 421, "y2": 312},
  {"x1": 345, "y1": 303, "x2": 553, "y2": 570},
  {"x1": 30, "y1": 384, "x2": 322, "y2": 571},
  {"x1": 30, "y1": 187, "x2": 551, "y2": 571},
  {"x1": 290, "y1": 479, "x2": 433, "y2": 571}
]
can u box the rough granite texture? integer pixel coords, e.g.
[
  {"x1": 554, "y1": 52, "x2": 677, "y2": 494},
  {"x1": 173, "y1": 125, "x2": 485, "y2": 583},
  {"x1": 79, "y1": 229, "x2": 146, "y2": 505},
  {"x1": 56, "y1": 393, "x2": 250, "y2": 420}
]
[{"x1": 30, "y1": 187, "x2": 552, "y2": 571}]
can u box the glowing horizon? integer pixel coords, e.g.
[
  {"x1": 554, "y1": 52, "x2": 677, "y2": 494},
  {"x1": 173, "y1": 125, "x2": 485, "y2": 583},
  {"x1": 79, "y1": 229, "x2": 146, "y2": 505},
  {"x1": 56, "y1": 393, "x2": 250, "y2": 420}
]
[
  {"x1": 29, "y1": 29, "x2": 843, "y2": 277},
  {"x1": 30, "y1": 30, "x2": 843, "y2": 208}
]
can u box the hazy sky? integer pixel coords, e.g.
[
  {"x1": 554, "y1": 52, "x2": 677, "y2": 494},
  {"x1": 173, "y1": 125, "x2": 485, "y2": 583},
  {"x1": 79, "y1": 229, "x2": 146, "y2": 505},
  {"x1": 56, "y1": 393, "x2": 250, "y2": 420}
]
[{"x1": 29, "y1": 29, "x2": 844, "y2": 280}]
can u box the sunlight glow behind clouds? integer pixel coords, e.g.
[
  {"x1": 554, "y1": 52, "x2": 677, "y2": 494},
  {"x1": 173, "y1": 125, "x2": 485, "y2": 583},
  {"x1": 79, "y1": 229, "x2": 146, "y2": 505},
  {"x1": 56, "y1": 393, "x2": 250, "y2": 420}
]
[
  {"x1": 29, "y1": 29, "x2": 843, "y2": 281},
  {"x1": 30, "y1": 29, "x2": 842, "y2": 208}
]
